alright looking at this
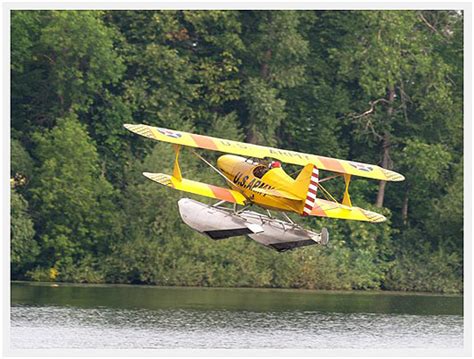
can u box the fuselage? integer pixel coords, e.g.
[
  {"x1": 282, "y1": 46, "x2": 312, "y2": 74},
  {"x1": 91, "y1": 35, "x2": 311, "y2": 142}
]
[{"x1": 216, "y1": 154, "x2": 304, "y2": 213}]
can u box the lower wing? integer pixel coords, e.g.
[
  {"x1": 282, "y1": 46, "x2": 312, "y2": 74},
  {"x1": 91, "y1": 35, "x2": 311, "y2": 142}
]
[
  {"x1": 309, "y1": 198, "x2": 386, "y2": 223},
  {"x1": 143, "y1": 172, "x2": 247, "y2": 205}
]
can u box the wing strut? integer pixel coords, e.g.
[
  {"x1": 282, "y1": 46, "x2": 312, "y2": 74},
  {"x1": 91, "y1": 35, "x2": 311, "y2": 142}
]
[
  {"x1": 190, "y1": 149, "x2": 251, "y2": 202},
  {"x1": 342, "y1": 174, "x2": 352, "y2": 207},
  {"x1": 173, "y1": 145, "x2": 182, "y2": 181}
]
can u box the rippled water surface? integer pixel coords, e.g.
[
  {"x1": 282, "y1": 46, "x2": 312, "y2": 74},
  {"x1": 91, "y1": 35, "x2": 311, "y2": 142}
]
[{"x1": 10, "y1": 282, "x2": 463, "y2": 349}]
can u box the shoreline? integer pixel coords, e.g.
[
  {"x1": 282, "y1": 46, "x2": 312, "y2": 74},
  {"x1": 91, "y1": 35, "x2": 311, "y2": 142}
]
[{"x1": 10, "y1": 280, "x2": 463, "y2": 297}]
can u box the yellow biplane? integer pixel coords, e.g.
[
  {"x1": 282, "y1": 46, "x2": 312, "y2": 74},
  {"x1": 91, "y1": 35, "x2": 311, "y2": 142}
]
[{"x1": 124, "y1": 123, "x2": 404, "y2": 251}]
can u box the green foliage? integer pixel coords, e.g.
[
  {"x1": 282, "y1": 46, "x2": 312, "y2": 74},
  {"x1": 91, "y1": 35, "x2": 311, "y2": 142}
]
[
  {"x1": 11, "y1": 11, "x2": 39, "y2": 74},
  {"x1": 11, "y1": 10, "x2": 125, "y2": 136},
  {"x1": 399, "y1": 140, "x2": 451, "y2": 188},
  {"x1": 426, "y1": 160, "x2": 463, "y2": 250},
  {"x1": 243, "y1": 78, "x2": 286, "y2": 145},
  {"x1": 11, "y1": 139, "x2": 34, "y2": 180},
  {"x1": 242, "y1": 11, "x2": 311, "y2": 88},
  {"x1": 240, "y1": 11, "x2": 311, "y2": 144},
  {"x1": 385, "y1": 238, "x2": 462, "y2": 294},
  {"x1": 10, "y1": 10, "x2": 463, "y2": 293},
  {"x1": 39, "y1": 11, "x2": 125, "y2": 114},
  {"x1": 183, "y1": 11, "x2": 243, "y2": 107},
  {"x1": 11, "y1": 189, "x2": 38, "y2": 276},
  {"x1": 28, "y1": 115, "x2": 122, "y2": 279},
  {"x1": 26, "y1": 267, "x2": 54, "y2": 282}
]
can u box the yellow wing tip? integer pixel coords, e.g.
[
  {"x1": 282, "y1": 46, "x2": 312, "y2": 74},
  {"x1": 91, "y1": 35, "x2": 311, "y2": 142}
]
[
  {"x1": 124, "y1": 123, "x2": 157, "y2": 140},
  {"x1": 361, "y1": 209, "x2": 387, "y2": 223},
  {"x1": 123, "y1": 123, "x2": 142, "y2": 135},
  {"x1": 142, "y1": 172, "x2": 175, "y2": 187},
  {"x1": 381, "y1": 168, "x2": 405, "y2": 182},
  {"x1": 123, "y1": 123, "x2": 137, "y2": 131},
  {"x1": 142, "y1": 172, "x2": 168, "y2": 181},
  {"x1": 372, "y1": 214, "x2": 387, "y2": 223},
  {"x1": 142, "y1": 172, "x2": 160, "y2": 182}
]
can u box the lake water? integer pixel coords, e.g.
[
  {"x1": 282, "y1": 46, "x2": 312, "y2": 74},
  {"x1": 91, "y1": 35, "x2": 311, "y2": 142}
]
[{"x1": 10, "y1": 282, "x2": 463, "y2": 351}]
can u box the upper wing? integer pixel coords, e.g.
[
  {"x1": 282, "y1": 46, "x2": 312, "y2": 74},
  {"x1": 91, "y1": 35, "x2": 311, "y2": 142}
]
[
  {"x1": 309, "y1": 198, "x2": 386, "y2": 223},
  {"x1": 124, "y1": 124, "x2": 404, "y2": 182},
  {"x1": 143, "y1": 172, "x2": 247, "y2": 205}
]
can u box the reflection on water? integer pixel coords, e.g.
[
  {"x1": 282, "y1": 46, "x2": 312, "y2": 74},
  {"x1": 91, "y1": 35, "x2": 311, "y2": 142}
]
[{"x1": 10, "y1": 282, "x2": 463, "y2": 349}]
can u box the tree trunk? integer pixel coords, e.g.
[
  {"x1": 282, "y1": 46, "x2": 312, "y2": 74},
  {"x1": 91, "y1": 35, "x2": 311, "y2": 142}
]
[
  {"x1": 401, "y1": 190, "x2": 409, "y2": 225},
  {"x1": 260, "y1": 49, "x2": 272, "y2": 80},
  {"x1": 245, "y1": 126, "x2": 258, "y2": 144},
  {"x1": 375, "y1": 86, "x2": 395, "y2": 208},
  {"x1": 375, "y1": 131, "x2": 391, "y2": 207}
]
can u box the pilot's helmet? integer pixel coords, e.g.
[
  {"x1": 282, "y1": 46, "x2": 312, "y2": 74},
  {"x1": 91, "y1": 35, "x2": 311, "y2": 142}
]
[{"x1": 270, "y1": 161, "x2": 281, "y2": 169}]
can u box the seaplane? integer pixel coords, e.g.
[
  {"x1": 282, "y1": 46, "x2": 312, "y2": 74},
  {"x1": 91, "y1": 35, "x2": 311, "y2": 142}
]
[{"x1": 124, "y1": 124, "x2": 404, "y2": 252}]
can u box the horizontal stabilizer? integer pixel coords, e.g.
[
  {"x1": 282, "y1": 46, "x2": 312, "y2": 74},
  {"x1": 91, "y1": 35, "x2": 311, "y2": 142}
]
[
  {"x1": 143, "y1": 172, "x2": 247, "y2": 205},
  {"x1": 308, "y1": 198, "x2": 386, "y2": 223}
]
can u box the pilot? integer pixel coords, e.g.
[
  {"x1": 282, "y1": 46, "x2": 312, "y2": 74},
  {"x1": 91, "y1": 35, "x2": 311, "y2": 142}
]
[
  {"x1": 253, "y1": 165, "x2": 267, "y2": 178},
  {"x1": 269, "y1": 160, "x2": 281, "y2": 169},
  {"x1": 254, "y1": 160, "x2": 282, "y2": 179}
]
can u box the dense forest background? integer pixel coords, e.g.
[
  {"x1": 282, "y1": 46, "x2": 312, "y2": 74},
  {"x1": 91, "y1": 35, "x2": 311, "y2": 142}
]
[{"x1": 11, "y1": 10, "x2": 463, "y2": 293}]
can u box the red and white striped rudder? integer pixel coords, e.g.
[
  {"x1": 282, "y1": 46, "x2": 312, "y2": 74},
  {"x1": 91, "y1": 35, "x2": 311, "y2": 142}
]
[{"x1": 302, "y1": 166, "x2": 319, "y2": 216}]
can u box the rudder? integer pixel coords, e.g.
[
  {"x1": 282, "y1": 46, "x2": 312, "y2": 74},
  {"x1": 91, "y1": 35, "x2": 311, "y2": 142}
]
[{"x1": 293, "y1": 163, "x2": 319, "y2": 216}]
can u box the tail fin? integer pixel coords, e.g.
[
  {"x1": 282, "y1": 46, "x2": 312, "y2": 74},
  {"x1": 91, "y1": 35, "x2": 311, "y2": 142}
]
[{"x1": 293, "y1": 164, "x2": 319, "y2": 216}]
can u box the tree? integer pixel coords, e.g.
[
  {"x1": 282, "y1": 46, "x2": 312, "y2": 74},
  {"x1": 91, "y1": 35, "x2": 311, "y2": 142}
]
[
  {"x1": 181, "y1": 10, "x2": 244, "y2": 109},
  {"x1": 11, "y1": 189, "x2": 38, "y2": 277},
  {"x1": 39, "y1": 11, "x2": 124, "y2": 115},
  {"x1": 397, "y1": 139, "x2": 451, "y2": 225},
  {"x1": 29, "y1": 115, "x2": 122, "y2": 279},
  {"x1": 426, "y1": 159, "x2": 463, "y2": 251},
  {"x1": 11, "y1": 139, "x2": 34, "y2": 187},
  {"x1": 109, "y1": 11, "x2": 198, "y2": 132},
  {"x1": 331, "y1": 11, "x2": 455, "y2": 207},
  {"x1": 281, "y1": 11, "x2": 352, "y2": 159},
  {"x1": 11, "y1": 10, "x2": 125, "y2": 134},
  {"x1": 240, "y1": 11, "x2": 312, "y2": 145}
]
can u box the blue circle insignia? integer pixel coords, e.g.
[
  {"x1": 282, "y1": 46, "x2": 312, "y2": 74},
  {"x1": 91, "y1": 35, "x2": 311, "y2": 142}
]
[{"x1": 157, "y1": 128, "x2": 182, "y2": 138}]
